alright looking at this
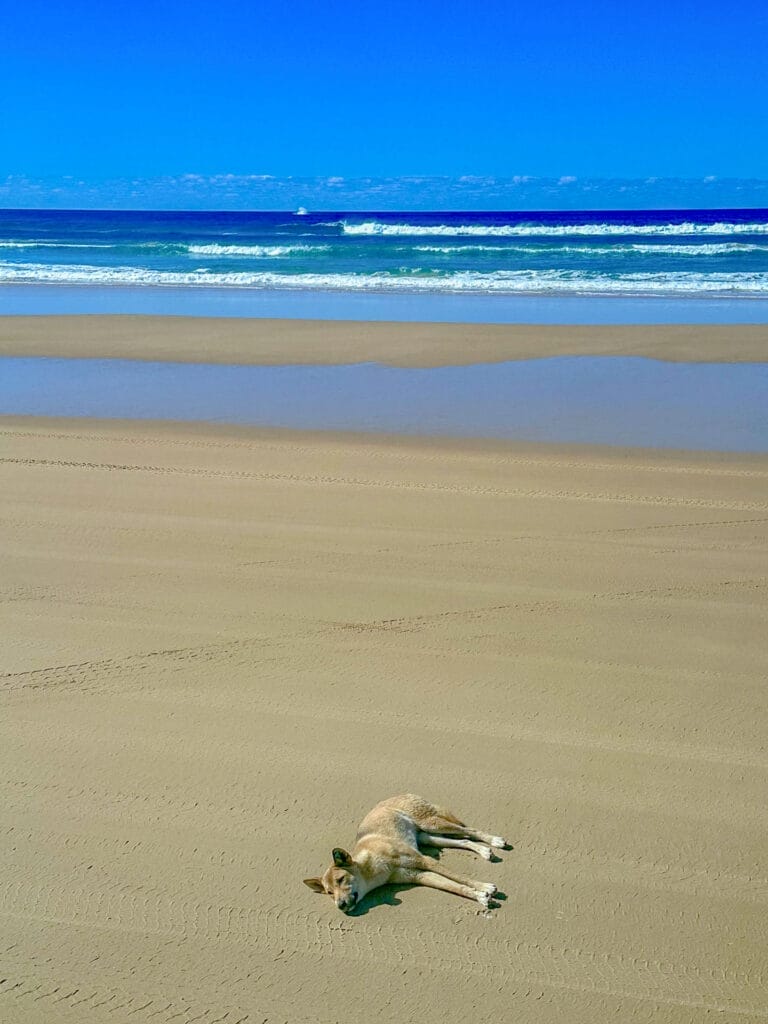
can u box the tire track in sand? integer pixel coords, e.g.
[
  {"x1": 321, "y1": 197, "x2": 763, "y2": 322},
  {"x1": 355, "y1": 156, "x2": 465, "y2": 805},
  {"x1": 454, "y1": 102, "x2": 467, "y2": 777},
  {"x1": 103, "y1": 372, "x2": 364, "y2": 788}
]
[
  {"x1": 3, "y1": 457, "x2": 768, "y2": 513},
  {"x1": 1, "y1": 874, "x2": 767, "y2": 1018},
  {"x1": 3, "y1": 425, "x2": 768, "y2": 478}
]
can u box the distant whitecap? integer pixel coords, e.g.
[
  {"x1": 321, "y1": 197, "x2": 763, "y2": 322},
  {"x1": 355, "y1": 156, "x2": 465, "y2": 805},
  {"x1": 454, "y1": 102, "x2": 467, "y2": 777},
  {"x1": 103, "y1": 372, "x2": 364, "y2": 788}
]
[{"x1": 343, "y1": 220, "x2": 768, "y2": 237}]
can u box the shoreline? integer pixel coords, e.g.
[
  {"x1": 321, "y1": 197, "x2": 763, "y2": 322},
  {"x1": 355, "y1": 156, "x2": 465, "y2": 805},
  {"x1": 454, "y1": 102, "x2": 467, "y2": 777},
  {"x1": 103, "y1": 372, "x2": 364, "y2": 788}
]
[
  {"x1": 1, "y1": 315, "x2": 767, "y2": 365},
  {"x1": 4, "y1": 286, "x2": 768, "y2": 324},
  {"x1": 6, "y1": 412, "x2": 768, "y2": 465}
]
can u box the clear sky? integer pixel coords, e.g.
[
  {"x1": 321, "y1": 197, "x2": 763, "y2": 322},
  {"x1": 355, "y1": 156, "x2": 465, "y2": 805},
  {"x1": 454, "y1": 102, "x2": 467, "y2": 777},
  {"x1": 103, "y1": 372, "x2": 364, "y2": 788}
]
[{"x1": 2, "y1": 0, "x2": 767, "y2": 207}]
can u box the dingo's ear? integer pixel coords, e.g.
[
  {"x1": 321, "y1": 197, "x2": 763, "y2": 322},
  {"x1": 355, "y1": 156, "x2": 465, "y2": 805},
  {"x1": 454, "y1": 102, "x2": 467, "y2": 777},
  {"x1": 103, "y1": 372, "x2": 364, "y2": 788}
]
[
  {"x1": 332, "y1": 848, "x2": 353, "y2": 868},
  {"x1": 303, "y1": 877, "x2": 325, "y2": 892}
]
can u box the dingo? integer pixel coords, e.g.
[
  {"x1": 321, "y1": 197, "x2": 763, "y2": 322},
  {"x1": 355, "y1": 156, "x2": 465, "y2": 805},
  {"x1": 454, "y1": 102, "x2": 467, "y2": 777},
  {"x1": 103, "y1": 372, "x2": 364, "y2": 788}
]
[{"x1": 303, "y1": 793, "x2": 507, "y2": 912}]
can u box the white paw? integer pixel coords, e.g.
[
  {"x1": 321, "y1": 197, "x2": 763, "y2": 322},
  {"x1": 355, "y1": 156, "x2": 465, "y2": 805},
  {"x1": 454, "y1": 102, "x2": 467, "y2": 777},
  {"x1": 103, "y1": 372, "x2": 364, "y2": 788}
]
[
  {"x1": 478, "y1": 844, "x2": 493, "y2": 860},
  {"x1": 476, "y1": 891, "x2": 491, "y2": 908},
  {"x1": 489, "y1": 835, "x2": 506, "y2": 848},
  {"x1": 479, "y1": 881, "x2": 496, "y2": 896}
]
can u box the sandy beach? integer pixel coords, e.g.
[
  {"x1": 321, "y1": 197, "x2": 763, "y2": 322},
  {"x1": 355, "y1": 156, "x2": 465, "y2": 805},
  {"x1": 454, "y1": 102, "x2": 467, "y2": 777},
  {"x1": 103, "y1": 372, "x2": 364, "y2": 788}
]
[
  {"x1": 2, "y1": 314, "x2": 768, "y2": 365},
  {"x1": 1, "y1": 318, "x2": 767, "y2": 1024}
]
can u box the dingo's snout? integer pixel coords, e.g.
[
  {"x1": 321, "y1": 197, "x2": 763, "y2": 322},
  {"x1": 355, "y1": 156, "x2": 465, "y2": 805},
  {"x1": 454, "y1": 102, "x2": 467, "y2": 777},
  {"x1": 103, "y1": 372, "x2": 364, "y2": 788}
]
[{"x1": 337, "y1": 890, "x2": 358, "y2": 913}]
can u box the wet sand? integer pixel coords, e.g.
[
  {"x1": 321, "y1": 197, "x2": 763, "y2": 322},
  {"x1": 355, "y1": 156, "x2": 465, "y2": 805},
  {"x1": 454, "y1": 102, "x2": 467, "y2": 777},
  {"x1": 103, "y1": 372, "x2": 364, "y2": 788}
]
[
  {"x1": 1, "y1": 313, "x2": 767, "y2": 364},
  {"x1": 1, "y1": 413, "x2": 767, "y2": 1024}
]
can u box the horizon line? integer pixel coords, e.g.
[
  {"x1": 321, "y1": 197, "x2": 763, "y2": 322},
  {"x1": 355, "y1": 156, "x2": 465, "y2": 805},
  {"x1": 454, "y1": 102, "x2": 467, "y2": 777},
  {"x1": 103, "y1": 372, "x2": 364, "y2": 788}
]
[{"x1": 3, "y1": 204, "x2": 768, "y2": 214}]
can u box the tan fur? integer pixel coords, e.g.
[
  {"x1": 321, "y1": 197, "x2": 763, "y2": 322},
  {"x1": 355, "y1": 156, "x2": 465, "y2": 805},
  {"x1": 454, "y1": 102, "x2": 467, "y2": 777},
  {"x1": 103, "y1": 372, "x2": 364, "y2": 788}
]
[{"x1": 303, "y1": 794, "x2": 507, "y2": 912}]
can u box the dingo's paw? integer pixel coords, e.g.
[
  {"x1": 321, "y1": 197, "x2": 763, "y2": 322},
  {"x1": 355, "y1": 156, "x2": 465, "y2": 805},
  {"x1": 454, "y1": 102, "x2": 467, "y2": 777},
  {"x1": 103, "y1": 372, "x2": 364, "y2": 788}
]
[
  {"x1": 489, "y1": 836, "x2": 506, "y2": 848},
  {"x1": 478, "y1": 844, "x2": 494, "y2": 860},
  {"x1": 476, "y1": 881, "x2": 497, "y2": 909}
]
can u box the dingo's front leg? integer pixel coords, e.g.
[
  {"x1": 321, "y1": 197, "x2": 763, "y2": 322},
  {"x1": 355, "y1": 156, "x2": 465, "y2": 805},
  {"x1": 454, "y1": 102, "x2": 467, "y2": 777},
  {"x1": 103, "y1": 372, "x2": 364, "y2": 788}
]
[
  {"x1": 413, "y1": 869, "x2": 496, "y2": 907},
  {"x1": 395, "y1": 857, "x2": 497, "y2": 907}
]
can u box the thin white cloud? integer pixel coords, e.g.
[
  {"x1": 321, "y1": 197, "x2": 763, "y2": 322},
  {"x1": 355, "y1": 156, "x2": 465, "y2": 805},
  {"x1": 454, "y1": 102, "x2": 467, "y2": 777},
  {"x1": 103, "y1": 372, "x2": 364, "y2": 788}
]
[{"x1": 2, "y1": 174, "x2": 768, "y2": 211}]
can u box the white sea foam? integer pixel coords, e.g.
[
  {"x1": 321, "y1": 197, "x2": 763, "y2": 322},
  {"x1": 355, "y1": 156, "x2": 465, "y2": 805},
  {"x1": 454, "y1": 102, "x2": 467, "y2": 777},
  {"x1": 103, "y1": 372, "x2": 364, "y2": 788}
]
[
  {"x1": 414, "y1": 245, "x2": 520, "y2": 254},
  {"x1": 0, "y1": 240, "x2": 114, "y2": 249},
  {"x1": 0, "y1": 240, "x2": 186, "y2": 253},
  {"x1": 3, "y1": 261, "x2": 768, "y2": 295},
  {"x1": 0, "y1": 241, "x2": 330, "y2": 257},
  {"x1": 414, "y1": 242, "x2": 768, "y2": 256},
  {"x1": 343, "y1": 221, "x2": 768, "y2": 237},
  {"x1": 187, "y1": 243, "x2": 329, "y2": 257},
  {"x1": 3, "y1": 239, "x2": 762, "y2": 257},
  {"x1": 614, "y1": 242, "x2": 768, "y2": 255}
]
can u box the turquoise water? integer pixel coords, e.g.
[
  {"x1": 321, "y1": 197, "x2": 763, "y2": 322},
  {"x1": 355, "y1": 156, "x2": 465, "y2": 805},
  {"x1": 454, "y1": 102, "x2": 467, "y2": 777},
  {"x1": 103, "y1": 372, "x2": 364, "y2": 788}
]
[
  {"x1": 2, "y1": 356, "x2": 767, "y2": 451},
  {"x1": 2, "y1": 209, "x2": 768, "y2": 322}
]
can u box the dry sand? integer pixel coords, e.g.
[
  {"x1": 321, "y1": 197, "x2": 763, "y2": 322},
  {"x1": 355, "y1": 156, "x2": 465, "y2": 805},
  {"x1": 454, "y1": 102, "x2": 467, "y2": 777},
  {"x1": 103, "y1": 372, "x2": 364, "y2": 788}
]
[
  {"x1": 1, "y1": 406, "x2": 767, "y2": 1023},
  {"x1": 1, "y1": 313, "x2": 767, "y2": 365}
]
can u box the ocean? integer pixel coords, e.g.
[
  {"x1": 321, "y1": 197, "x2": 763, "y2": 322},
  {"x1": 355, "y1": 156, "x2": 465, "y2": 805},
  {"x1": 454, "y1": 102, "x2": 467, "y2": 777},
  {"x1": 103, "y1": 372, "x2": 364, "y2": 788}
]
[{"x1": 2, "y1": 207, "x2": 768, "y2": 303}]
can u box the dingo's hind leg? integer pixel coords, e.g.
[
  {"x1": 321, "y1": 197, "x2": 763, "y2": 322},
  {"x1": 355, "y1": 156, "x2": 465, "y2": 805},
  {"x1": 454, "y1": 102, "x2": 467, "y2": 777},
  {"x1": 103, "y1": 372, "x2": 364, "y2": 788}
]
[
  {"x1": 418, "y1": 831, "x2": 494, "y2": 860},
  {"x1": 416, "y1": 812, "x2": 507, "y2": 851}
]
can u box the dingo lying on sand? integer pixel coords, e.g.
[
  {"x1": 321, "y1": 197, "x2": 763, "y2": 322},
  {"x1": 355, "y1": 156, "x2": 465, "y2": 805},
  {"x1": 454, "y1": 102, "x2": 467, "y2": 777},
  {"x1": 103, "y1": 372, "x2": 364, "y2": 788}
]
[{"x1": 304, "y1": 793, "x2": 507, "y2": 912}]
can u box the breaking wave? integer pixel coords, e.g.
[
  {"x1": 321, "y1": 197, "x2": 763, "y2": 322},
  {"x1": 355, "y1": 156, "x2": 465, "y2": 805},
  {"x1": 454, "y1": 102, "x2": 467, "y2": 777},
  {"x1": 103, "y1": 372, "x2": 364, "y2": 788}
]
[
  {"x1": 0, "y1": 240, "x2": 115, "y2": 249},
  {"x1": 3, "y1": 262, "x2": 768, "y2": 296},
  {"x1": 414, "y1": 242, "x2": 768, "y2": 256},
  {"x1": 187, "y1": 243, "x2": 329, "y2": 257},
  {"x1": 0, "y1": 240, "x2": 329, "y2": 257},
  {"x1": 343, "y1": 221, "x2": 768, "y2": 238}
]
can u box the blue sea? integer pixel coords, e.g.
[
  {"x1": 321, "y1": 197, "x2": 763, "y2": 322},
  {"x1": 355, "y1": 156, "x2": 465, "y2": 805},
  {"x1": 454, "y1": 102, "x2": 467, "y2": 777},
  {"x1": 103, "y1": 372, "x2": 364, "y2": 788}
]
[{"x1": 2, "y1": 208, "x2": 768, "y2": 322}]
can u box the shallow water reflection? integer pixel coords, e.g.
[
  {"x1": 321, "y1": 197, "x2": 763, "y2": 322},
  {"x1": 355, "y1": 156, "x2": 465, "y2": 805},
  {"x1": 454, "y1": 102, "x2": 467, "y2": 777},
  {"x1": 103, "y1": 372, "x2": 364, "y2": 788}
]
[
  {"x1": 1, "y1": 355, "x2": 767, "y2": 451},
  {"x1": 3, "y1": 286, "x2": 768, "y2": 322}
]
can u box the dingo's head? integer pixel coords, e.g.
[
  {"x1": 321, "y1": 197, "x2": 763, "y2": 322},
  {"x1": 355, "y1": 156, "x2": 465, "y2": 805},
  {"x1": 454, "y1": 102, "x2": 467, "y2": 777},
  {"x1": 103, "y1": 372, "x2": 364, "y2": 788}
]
[{"x1": 303, "y1": 848, "x2": 360, "y2": 913}]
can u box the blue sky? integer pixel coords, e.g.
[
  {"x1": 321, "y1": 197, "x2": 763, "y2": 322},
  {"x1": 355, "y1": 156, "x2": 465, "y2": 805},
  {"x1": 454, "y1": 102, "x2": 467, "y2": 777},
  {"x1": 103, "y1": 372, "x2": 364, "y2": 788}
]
[{"x1": 2, "y1": 0, "x2": 767, "y2": 208}]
